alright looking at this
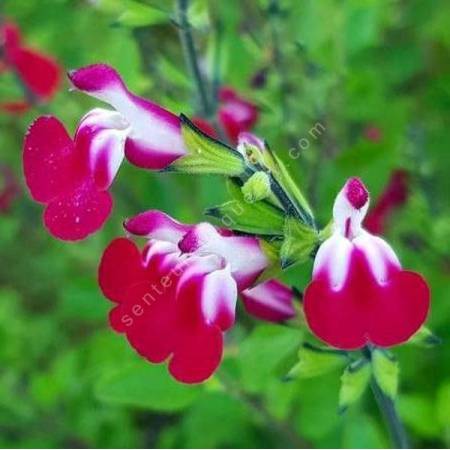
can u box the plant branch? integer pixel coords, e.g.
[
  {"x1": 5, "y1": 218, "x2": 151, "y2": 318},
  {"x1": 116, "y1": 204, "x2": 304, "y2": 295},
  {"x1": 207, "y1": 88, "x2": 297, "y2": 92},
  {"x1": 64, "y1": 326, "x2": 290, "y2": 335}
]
[
  {"x1": 176, "y1": 0, "x2": 212, "y2": 117},
  {"x1": 370, "y1": 379, "x2": 410, "y2": 449}
]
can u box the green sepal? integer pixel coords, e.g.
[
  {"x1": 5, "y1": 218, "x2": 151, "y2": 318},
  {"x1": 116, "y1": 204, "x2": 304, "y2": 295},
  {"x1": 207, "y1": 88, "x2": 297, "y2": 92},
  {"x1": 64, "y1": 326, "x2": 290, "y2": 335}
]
[
  {"x1": 168, "y1": 114, "x2": 246, "y2": 176},
  {"x1": 339, "y1": 359, "x2": 372, "y2": 413},
  {"x1": 372, "y1": 349, "x2": 399, "y2": 400},
  {"x1": 284, "y1": 343, "x2": 347, "y2": 380},
  {"x1": 241, "y1": 171, "x2": 272, "y2": 203},
  {"x1": 408, "y1": 326, "x2": 442, "y2": 348},
  {"x1": 205, "y1": 179, "x2": 285, "y2": 236},
  {"x1": 272, "y1": 153, "x2": 314, "y2": 224},
  {"x1": 280, "y1": 216, "x2": 319, "y2": 269}
]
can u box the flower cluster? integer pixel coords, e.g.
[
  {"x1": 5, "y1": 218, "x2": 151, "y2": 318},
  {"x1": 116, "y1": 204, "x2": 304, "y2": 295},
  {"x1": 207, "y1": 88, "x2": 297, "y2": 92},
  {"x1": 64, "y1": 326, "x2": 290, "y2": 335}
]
[
  {"x1": 0, "y1": 20, "x2": 61, "y2": 113},
  {"x1": 22, "y1": 64, "x2": 430, "y2": 383}
]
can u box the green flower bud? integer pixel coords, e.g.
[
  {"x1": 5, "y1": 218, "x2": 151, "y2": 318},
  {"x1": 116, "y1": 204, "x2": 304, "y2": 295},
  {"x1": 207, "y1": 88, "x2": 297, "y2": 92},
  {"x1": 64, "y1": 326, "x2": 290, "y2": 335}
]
[{"x1": 241, "y1": 171, "x2": 272, "y2": 203}]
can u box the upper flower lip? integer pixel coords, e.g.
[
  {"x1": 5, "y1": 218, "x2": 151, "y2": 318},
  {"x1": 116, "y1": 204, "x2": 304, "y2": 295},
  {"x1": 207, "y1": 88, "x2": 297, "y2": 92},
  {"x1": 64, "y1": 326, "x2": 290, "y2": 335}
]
[{"x1": 345, "y1": 177, "x2": 369, "y2": 210}]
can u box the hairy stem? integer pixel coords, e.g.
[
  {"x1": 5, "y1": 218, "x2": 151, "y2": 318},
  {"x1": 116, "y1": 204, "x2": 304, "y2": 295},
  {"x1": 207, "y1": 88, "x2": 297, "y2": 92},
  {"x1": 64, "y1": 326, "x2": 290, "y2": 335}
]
[{"x1": 176, "y1": 0, "x2": 212, "y2": 117}]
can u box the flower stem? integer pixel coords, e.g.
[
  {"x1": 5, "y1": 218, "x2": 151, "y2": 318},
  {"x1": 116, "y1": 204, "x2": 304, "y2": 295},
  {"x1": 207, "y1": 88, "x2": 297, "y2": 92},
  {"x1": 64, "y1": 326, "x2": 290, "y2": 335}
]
[
  {"x1": 176, "y1": 0, "x2": 212, "y2": 117},
  {"x1": 370, "y1": 379, "x2": 409, "y2": 448}
]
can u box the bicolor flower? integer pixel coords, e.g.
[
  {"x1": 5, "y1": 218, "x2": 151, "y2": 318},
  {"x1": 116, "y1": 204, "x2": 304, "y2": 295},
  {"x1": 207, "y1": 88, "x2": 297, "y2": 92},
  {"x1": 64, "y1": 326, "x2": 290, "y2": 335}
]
[
  {"x1": 0, "y1": 21, "x2": 61, "y2": 111},
  {"x1": 304, "y1": 177, "x2": 430, "y2": 350},
  {"x1": 241, "y1": 280, "x2": 296, "y2": 323},
  {"x1": 99, "y1": 211, "x2": 294, "y2": 382},
  {"x1": 23, "y1": 64, "x2": 187, "y2": 240},
  {"x1": 365, "y1": 170, "x2": 409, "y2": 235},
  {"x1": 0, "y1": 164, "x2": 20, "y2": 213}
]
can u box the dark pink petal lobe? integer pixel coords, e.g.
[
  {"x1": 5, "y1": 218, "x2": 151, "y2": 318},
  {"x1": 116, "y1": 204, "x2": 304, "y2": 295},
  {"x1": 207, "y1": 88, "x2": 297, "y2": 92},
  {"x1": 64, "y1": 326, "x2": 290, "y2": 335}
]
[
  {"x1": 110, "y1": 281, "x2": 177, "y2": 363},
  {"x1": 169, "y1": 325, "x2": 223, "y2": 384},
  {"x1": 304, "y1": 248, "x2": 430, "y2": 350},
  {"x1": 43, "y1": 180, "x2": 112, "y2": 241},
  {"x1": 23, "y1": 116, "x2": 84, "y2": 203},
  {"x1": 98, "y1": 238, "x2": 146, "y2": 303}
]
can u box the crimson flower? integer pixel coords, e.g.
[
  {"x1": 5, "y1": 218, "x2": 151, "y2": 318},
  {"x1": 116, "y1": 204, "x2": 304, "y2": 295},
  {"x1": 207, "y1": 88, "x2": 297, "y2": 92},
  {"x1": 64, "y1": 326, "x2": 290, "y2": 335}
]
[
  {"x1": 304, "y1": 177, "x2": 430, "y2": 350},
  {"x1": 0, "y1": 164, "x2": 20, "y2": 213},
  {"x1": 99, "y1": 210, "x2": 296, "y2": 383},
  {"x1": 365, "y1": 170, "x2": 409, "y2": 235},
  {"x1": 0, "y1": 21, "x2": 61, "y2": 112}
]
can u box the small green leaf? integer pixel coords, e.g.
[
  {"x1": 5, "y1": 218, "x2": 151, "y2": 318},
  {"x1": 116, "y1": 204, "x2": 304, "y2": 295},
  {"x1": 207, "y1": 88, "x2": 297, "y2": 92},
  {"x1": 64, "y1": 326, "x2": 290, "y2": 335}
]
[
  {"x1": 205, "y1": 179, "x2": 285, "y2": 236},
  {"x1": 286, "y1": 344, "x2": 346, "y2": 380},
  {"x1": 372, "y1": 349, "x2": 399, "y2": 399},
  {"x1": 339, "y1": 359, "x2": 371, "y2": 412},
  {"x1": 280, "y1": 217, "x2": 319, "y2": 268},
  {"x1": 95, "y1": 361, "x2": 201, "y2": 412},
  {"x1": 241, "y1": 171, "x2": 272, "y2": 203},
  {"x1": 408, "y1": 326, "x2": 441, "y2": 348},
  {"x1": 169, "y1": 115, "x2": 246, "y2": 176},
  {"x1": 116, "y1": 1, "x2": 169, "y2": 27}
]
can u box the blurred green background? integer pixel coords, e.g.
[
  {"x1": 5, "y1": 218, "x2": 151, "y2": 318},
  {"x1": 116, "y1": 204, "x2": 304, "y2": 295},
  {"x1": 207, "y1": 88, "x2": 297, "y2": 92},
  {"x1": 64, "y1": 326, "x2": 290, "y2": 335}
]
[{"x1": 0, "y1": 0, "x2": 449, "y2": 448}]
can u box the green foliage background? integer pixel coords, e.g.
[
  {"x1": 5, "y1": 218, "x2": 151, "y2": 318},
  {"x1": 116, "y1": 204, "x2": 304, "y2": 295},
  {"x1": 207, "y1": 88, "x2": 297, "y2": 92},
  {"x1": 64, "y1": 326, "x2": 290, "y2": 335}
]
[{"x1": 0, "y1": 0, "x2": 449, "y2": 448}]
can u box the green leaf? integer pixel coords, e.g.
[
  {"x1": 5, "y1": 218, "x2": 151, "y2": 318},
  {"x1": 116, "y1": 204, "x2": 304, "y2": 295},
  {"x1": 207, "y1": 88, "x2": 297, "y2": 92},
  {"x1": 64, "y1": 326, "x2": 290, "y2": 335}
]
[
  {"x1": 398, "y1": 395, "x2": 440, "y2": 438},
  {"x1": 239, "y1": 324, "x2": 302, "y2": 393},
  {"x1": 408, "y1": 326, "x2": 441, "y2": 348},
  {"x1": 286, "y1": 344, "x2": 346, "y2": 380},
  {"x1": 116, "y1": 1, "x2": 169, "y2": 27},
  {"x1": 95, "y1": 361, "x2": 201, "y2": 412},
  {"x1": 372, "y1": 349, "x2": 399, "y2": 399},
  {"x1": 169, "y1": 115, "x2": 246, "y2": 176},
  {"x1": 205, "y1": 179, "x2": 285, "y2": 235},
  {"x1": 339, "y1": 359, "x2": 371, "y2": 412},
  {"x1": 280, "y1": 217, "x2": 319, "y2": 268}
]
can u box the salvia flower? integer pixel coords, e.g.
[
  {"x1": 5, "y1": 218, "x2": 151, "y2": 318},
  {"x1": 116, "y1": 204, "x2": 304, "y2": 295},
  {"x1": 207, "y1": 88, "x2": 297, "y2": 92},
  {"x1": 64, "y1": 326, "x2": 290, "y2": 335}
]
[
  {"x1": 99, "y1": 210, "x2": 295, "y2": 383},
  {"x1": 0, "y1": 21, "x2": 61, "y2": 111},
  {"x1": 303, "y1": 177, "x2": 430, "y2": 350}
]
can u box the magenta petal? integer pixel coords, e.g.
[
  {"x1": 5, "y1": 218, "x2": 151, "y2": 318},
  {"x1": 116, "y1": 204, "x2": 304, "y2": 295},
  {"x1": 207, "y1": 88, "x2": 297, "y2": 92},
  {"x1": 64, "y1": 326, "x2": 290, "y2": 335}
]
[
  {"x1": 124, "y1": 210, "x2": 193, "y2": 242},
  {"x1": 241, "y1": 280, "x2": 296, "y2": 323},
  {"x1": 169, "y1": 325, "x2": 223, "y2": 384},
  {"x1": 43, "y1": 180, "x2": 112, "y2": 241},
  {"x1": 23, "y1": 116, "x2": 84, "y2": 203},
  {"x1": 98, "y1": 238, "x2": 146, "y2": 303}
]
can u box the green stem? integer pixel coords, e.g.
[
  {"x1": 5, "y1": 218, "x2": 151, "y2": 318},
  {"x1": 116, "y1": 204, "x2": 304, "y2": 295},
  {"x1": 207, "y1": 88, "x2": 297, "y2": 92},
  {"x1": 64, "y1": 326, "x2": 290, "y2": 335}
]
[
  {"x1": 371, "y1": 380, "x2": 409, "y2": 448},
  {"x1": 176, "y1": 0, "x2": 212, "y2": 117}
]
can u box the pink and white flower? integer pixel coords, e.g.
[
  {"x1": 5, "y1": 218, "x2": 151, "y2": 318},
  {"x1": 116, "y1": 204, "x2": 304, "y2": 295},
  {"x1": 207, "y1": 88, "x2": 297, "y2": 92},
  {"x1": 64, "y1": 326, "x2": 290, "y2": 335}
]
[
  {"x1": 99, "y1": 210, "x2": 296, "y2": 383},
  {"x1": 303, "y1": 177, "x2": 430, "y2": 350},
  {"x1": 22, "y1": 64, "x2": 188, "y2": 240},
  {"x1": 241, "y1": 280, "x2": 296, "y2": 323}
]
